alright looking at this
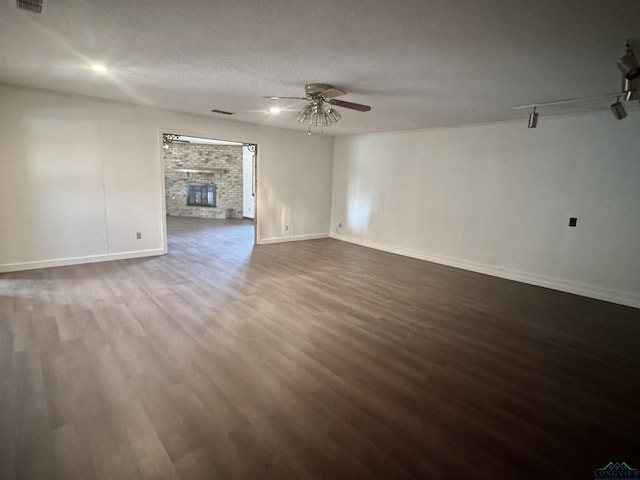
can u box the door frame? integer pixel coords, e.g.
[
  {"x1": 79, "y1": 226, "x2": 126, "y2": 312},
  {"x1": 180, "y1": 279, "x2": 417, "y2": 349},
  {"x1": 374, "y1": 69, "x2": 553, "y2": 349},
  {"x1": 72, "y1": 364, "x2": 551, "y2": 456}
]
[{"x1": 158, "y1": 129, "x2": 259, "y2": 250}]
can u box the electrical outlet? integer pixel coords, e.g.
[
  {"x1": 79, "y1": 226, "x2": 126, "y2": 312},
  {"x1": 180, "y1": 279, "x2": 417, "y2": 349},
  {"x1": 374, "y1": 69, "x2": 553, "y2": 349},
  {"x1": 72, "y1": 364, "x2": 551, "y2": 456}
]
[
  {"x1": 136, "y1": 232, "x2": 142, "y2": 239},
  {"x1": 569, "y1": 218, "x2": 577, "y2": 227}
]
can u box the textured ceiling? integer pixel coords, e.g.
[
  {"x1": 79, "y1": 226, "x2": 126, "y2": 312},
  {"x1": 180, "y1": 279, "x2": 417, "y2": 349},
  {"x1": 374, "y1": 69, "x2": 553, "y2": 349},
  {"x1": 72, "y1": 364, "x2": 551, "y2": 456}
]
[{"x1": 0, "y1": 0, "x2": 638, "y2": 135}]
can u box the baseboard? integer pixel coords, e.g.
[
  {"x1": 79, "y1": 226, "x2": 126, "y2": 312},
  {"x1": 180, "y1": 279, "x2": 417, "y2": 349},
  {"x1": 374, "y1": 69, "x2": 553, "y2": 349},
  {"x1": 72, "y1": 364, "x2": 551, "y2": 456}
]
[
  {"x1": 332, "y1": 234, "x2": 640, "y2": 310},
  {"x1": 0, "y1": 248, "x2": 167, "y2": 273},
  {"x1": 259, "y1": 233, "x2": 329, "y2": 245}
]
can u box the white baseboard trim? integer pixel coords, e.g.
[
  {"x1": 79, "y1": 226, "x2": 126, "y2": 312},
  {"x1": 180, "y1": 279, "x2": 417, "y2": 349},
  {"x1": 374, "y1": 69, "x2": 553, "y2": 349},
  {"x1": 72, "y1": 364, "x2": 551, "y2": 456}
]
[
  {"x1": 0, "y1": 248, "x2": 167, "y2": 273},
  {"x1": 259, "y1": 233, "x2": 329, "y2": 245},
  {"x1": 331, "y1": 234, "x2": 640, "y2": 309}
]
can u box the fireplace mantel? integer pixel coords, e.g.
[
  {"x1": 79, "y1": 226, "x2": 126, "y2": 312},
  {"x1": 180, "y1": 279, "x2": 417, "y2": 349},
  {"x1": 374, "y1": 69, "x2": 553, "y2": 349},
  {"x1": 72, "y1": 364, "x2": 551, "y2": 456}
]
[{"x1": 174, "y1": 168, "x2": 228, "y2": 175}]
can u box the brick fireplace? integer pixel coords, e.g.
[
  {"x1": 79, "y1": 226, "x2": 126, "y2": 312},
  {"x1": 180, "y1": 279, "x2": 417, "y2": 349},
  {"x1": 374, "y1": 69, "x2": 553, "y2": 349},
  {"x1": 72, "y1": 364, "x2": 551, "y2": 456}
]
[{"x1": 164, "y1": 141, "x2": 243, "y2": 219}]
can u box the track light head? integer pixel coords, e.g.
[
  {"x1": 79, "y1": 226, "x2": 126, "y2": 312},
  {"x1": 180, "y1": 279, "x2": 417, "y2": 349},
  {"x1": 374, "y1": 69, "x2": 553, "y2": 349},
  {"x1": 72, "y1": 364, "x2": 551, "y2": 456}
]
[
  {"x1": 618, "y1": 41, "x2": 640, "y2": 80},
  {"x1": 622, "y1": 77, "x2": 639, "y2": 100},
  {"x1": 528, "y1": 107, "x2": 538, "y2": 128},
  {"x1": 611, "y1": 98, "x2": 627, "y2": 120}
]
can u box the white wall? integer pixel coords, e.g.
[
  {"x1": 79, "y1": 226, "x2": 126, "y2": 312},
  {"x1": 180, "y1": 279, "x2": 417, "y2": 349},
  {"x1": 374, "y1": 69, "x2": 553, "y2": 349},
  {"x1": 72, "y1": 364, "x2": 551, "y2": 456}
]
[
  {"x1": 0, "y1": 84, "x2": 334, "y2": 271},
  {"x1": 331, "y1": 111, "x2": 640, "y2": 308},
  {"x1": 242, "y1": 146, "x2": 255, "y2": 219}
]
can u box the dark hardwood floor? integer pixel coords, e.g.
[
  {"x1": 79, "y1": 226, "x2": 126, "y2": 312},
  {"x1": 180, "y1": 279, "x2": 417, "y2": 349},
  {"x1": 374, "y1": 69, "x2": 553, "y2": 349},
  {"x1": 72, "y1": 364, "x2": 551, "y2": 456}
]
[{"x1": 1, "y1": 215, "x2": 639, "y2": 479}]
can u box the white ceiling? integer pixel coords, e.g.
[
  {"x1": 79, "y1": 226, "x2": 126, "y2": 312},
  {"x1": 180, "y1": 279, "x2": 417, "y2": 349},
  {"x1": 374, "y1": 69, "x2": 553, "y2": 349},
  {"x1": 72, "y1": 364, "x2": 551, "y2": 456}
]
[{"x1": 0, "y1": 0, "x2": 638, "y2": 135}]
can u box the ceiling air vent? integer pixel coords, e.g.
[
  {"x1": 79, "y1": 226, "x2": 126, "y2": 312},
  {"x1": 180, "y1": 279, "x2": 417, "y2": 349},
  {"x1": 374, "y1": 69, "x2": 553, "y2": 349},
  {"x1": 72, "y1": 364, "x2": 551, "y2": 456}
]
[
  {"x1": 15, "y1": 0, "x2": 45, "y2": 13},
  {"x1": 211, "y1": 109, "x2": 234, "y2": 115}
]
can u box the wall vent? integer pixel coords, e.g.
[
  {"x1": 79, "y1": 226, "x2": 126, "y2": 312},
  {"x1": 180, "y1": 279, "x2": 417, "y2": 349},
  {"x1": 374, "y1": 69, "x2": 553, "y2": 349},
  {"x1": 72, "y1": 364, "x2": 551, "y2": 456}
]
[
  {"x1": 211, "y1": 109, "x2": 234, "y2": 115},
  {"x1": 15, "y1": 0, "x2": 45, "y2": 13}
]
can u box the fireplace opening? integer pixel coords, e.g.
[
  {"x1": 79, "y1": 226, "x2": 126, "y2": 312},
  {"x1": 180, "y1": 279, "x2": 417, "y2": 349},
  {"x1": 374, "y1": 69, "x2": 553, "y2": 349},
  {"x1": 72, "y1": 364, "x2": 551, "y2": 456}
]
[{"x1": 187, "y1": 183, "x2": 216, "y2": 207}]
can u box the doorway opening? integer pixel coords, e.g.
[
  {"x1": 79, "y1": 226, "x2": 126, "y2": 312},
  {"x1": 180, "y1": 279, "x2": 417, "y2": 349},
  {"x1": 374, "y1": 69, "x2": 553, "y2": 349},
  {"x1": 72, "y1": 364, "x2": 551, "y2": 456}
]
[{"x1": 161, "y1": 133, "x2": 257, "y2": 252}]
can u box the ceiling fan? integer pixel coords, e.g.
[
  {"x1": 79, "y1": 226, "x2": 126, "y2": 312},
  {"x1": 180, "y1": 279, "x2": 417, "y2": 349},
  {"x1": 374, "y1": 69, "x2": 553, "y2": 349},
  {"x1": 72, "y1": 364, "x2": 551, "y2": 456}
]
[{"x1": 265, "y1": 83, "x2": 371, "y2": 128}]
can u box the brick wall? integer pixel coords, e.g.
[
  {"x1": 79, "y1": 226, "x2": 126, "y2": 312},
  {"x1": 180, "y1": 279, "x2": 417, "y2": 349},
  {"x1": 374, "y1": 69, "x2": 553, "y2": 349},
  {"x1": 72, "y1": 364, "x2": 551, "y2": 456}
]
[{"x1": 164, "y1": 142, "x2": 243, "y2": 219}]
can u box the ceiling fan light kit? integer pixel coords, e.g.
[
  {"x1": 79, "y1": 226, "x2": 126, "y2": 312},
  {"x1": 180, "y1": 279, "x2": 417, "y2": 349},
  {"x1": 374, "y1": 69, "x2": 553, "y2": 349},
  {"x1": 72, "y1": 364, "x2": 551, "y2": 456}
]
[
  {"x1": 267, "y1": 83, "x2": 370, "y2": 133},
  {"x1": 296, "y1": 102, "x2": 342, "y2": 126}
]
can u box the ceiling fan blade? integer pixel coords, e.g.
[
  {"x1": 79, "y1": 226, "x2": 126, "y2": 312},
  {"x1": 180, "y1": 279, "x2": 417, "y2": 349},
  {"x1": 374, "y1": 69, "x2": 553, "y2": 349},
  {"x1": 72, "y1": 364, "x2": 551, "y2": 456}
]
[
  {"x1": 320, "y1": 87, "x2": 345, "y2": 98},
  {"x1": 262, "y1": 96, "x2": 307, "y2": 100},
  {"x1": 328, "y1": 99, "x2": 371, "y2": 112}
]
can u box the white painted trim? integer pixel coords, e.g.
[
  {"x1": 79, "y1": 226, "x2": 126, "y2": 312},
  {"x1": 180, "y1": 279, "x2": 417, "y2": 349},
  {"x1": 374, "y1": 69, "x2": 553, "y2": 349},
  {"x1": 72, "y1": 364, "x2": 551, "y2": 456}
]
[
  {"x1": 331, "y1": 234, "x2": 640, "y2": 310},
  {"x1": 157, "y1": 127, "x2": 261, "y2": 246},
  {"x1": 259, "y1": 233, "x2": 329, "y2": 245},
  {"x1": 0, "y1": 249, "x2": 166, "y2": 273},
  {"x1": 157, "y1": 129, "x2": 169, "y2": 255}
]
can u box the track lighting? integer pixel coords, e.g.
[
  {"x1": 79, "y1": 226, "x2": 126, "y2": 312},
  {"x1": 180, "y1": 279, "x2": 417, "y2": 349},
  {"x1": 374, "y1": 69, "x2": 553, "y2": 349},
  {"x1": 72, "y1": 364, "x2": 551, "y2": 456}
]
[
  {"x1": 618, "y1": 41, "x2": 640, "y2": 81},
  {"x1": 527, "y1": 107, "x2": 538, "y2": 128},
  {"x1": 611, "y1": 98, "x2": 627, "y2": 120},
  {"x1": 623, "y1": 77, "x2": 639, "y2": 101},
  {"x1": 513, "y1": 40, "x2": 638, "y2": 127}
]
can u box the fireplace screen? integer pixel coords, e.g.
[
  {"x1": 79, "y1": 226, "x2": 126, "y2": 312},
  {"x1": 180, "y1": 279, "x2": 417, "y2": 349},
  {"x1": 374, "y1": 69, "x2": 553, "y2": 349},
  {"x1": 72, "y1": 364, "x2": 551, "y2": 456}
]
[{"x1": 187, "y1": 183, "x2": 216, "y2": 207}]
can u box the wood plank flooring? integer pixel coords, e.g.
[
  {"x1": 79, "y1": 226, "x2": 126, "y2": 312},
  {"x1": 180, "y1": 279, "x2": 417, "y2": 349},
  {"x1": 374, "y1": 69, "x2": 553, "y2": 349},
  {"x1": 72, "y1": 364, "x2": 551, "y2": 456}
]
[{"x1": 1, "y1": 215, "x2": 639, "y2": 479}]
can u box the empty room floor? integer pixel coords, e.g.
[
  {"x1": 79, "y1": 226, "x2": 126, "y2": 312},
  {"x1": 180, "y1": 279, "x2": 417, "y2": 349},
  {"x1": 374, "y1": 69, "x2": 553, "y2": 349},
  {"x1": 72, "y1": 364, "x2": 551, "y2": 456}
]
[{"x1": 1, "y1": 216, "x2": 639, "y2": 479}]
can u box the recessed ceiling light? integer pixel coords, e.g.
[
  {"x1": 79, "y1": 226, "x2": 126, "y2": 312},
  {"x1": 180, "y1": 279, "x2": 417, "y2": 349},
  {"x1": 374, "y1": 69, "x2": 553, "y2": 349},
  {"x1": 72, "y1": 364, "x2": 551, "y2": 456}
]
[
  {"x1": 270, "y1": 107, "x2": 282, "y2": 114},
  {"x1": 90, "y1": 64, "x2": 107, "y2": 73}
]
